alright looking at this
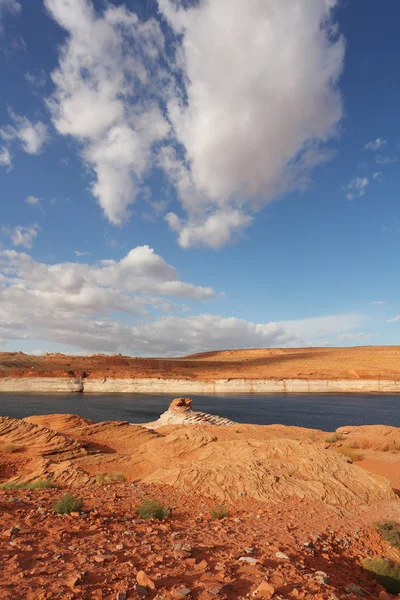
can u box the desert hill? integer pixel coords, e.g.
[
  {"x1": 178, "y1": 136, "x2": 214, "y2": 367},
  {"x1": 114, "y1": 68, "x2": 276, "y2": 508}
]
[{"x1": 1, "y1": 346, "x2": 400, "y2": 381}]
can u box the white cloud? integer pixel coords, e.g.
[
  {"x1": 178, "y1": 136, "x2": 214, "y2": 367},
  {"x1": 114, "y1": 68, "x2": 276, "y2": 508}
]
[
  {"x1": 2, "y1": 224, "x2": 40, "y2": 248},
  {"x1": 159, "y1": 0, "x2": 344, "y2": 247},
  {"x1": 25, "y1": 195, "x2": 42, "y2": 209},
  {"x1": 387, "y1": 316, "x2": 400, "y2": 324},
  {"x1": 0, "y1": 246, "x2": 361, "y2": 355},
  {"x1": 370, "y1": 300, "x2": 385, "y2": 305},
  {"x1": 0, "y1": 146, "x2": 12, "y2": 168},
  {"x1": 337, "y1": 332, "x2": 374, "y2": 342},
  {"x1": 376, "y1": 155, "x2": 397, "y2": 165},
  {"x1": 74, "y1": 250, "x2": 90, "y2": 257},
  {"x1": 45, "y1": 0, "x2": 170, "y2": 225},
  {"x1": 280, "y1": 314, "x2": 364, "y2": 339},
  {"x1": 373, "y1": 171, "x2": 383, "y2": 182},
  {"x1": 363, "y1": 138, "x2": 387, "y2": 152},
  {"x1": 45, "y1": 0, "x2": 344, "y2": 247},
  {"x1": 0, "y1": 111, "x2": 49, "y2": 155},
  {"x1": 343, "y1": 177, "x2": 369, "y2": 200}
]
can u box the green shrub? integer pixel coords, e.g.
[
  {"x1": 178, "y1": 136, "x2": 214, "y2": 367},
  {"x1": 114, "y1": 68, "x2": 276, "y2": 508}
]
[
  {"x1": 324, "y1": 433, "x2": 343, "y2": 443},
  {"x1": 362, "y1": 557, "x2": 400, "y2": 594},
  {"x1": 376, "y1": 521, "x2": 400, "y2": 549},
  {"x1": 210, "y1": 505, "x2": 229, "y2": 520},
  {"x1": 336, "y1": 447, "x2": 363, "y2": 461},
  {"x1": 53, "y1": 492, "x2": 83, "y2": 515},
  {"x1": 1, "y1": 478, "x2": 55, "y2": 490},
  {"x1": 136, "y1": 499, "x2": 168, "y2": 520},
  {"x1": 95, "y1": 472, "x2": 126, "y2": 486}
]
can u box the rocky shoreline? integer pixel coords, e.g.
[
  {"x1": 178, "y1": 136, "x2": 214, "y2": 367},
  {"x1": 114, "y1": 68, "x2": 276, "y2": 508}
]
[{"x1": 1, "y1": 376, "x2": 400, "y2": 393}]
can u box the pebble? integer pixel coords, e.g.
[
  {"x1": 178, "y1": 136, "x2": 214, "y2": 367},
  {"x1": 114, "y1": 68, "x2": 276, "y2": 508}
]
[
  {"x1": 137, "y1": 570, "x2": 156, "y2": 590},
  {"x1": 174, "y1": 587, "x2": 192, "y2": 598},
  {"x1": 275, "y1": 552, "x2": 290, "y2": 560},
  {"x1": 238, "y1": 556, "x2": 258, "y2": 564}
]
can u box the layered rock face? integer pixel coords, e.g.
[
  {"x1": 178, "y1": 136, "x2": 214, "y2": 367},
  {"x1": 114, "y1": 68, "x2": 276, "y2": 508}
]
[
  {"x1": 142, "y1": 397, "x2": 237, "y2": 428},
  {"x1": 0, "y1": 399, "x2": 397, "y2": 507}
]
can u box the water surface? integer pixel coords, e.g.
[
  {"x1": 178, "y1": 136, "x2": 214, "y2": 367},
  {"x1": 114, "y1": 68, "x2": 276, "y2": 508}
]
[{"x1": 1, "y1": 392, "x2": 400, "y2": 431}]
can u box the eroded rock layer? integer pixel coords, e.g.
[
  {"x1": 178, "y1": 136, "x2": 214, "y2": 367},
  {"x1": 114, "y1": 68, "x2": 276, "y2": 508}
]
[{"x1": 0, "y1": 400, "x2": 397, "y2": 506}]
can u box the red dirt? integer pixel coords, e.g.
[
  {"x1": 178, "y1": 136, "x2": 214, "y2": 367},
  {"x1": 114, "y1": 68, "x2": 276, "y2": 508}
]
[
  {"x1": 1, "y1": 483, "x2": 400, "y2": 600},
  {"x1": 1, "y1": 346, "x2": 400, "y2": 380}
]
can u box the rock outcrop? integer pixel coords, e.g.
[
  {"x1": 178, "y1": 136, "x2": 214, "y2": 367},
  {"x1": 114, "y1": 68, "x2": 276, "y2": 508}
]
[
  {"x1": 1, "y1": 400, "x2": 397, "y2": 506},
  {"x1": 142, "y1": 398, "x2": 237, "y2": 428}
]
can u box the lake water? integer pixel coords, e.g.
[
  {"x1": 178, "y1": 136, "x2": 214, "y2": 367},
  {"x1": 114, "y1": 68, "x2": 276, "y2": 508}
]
[{"x1": 0, "y1": 392, "x2": 400, "y2": 431}]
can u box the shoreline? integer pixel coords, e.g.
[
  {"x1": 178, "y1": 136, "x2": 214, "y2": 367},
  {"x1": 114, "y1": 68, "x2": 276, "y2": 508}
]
[{"x1": 1, "y1": 376, "x2": 400, "y2": 394}]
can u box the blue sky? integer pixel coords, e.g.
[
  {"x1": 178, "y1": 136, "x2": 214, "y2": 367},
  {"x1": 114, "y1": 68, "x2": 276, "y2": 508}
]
[{"x1": 0, "y1": 0, "x2": 399, "y2": 356}]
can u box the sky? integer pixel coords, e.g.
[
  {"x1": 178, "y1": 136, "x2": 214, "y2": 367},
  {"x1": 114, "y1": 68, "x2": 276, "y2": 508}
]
[{"x1": 0, "y1": 0, "x2": 400, "y2": 357}]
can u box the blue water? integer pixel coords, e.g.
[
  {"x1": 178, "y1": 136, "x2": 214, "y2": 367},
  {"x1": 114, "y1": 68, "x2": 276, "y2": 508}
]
[{"x1": 0, "y1": 392, "x2": 399, "y2": 431}]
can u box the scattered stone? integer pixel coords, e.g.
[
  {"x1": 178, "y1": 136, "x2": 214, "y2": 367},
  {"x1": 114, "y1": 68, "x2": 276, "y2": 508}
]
[
  {"x1": 173, "y1": 587, "x2": 192, "y2": 598},
  {"x1": 238, "y1": 556, "x2": 258, "y2": 564},
  {"x1": 275, "y1": 552, "x2": 289, "y2": 560},
  {"x1": 135, "y1": 584, "x2": 149, "y2": 596},
  {"x1": 137, "y1": 570, "x2": 156, "y2": 590},
  {"x1": 314, "y1": 571, "x2": 329, "y2": 585},
  {"x1": 255, "y1": 581, "x2": 275, "y2": 598}
]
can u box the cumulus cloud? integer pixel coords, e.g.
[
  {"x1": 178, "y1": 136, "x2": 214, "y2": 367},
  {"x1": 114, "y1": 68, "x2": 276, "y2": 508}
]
[
  {"x1": 2, "y1": 224, "x2": 40, "y2": 248},
  {"x1": 0, "y1": 111, "x2": 49, "y2": 154},
  {"x1": 45, "y1": 0, "x2": 344, "y2": 247},
  {"x1": 0, "y1": 245, "x2": 361, "y2": 355},
  {"x1": 0, "y1": 146, "x2": 12, "y2": 168},
  {"x1": 363, "y1": 138, "x2": 387, "y2": 152},
  {"x1": 373, "y1": 171, "x2": 383, "y2": 182},
  {"x1": 159, "y1": 0, "x2": 344, "y2": 247},
  {"x1": 343, "y1": 177, "x2": 369, "y2": 200},
  {"x1": 44, "y1": 0, "x2": 170, "y2": 225}
]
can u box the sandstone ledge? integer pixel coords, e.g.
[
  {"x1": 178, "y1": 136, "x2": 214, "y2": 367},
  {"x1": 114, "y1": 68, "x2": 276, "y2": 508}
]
[{"x1": 1, "y1": 376, "x2": 400, "y2": 393}]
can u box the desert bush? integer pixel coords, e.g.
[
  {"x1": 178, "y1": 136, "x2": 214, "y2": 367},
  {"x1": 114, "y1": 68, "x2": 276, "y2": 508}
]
[
  {"x1": 95, "y1": 472, "x2": 126, "y2": 486},
  {"x1": 362, "y1": 557, "x2": 400, "y2": 594},
  {"x1": 210, "y1": 505, "x2": 229, "y2": 520},
  {"x1": 53, "y1": 492, "x2": 83, "y2": 514},
  {"x1": 0, "y1": 443, "x2": 21, "y2": 453},
  {"x1": 324, "y1": 433, "x2": 344, "y2": 443},
  {"x1": 136, "y1": 499, "x2": 168, "y2": 520},
  {"x1": 376, "y1": 521, "x2": 400, "y2": 549},
  {"x1": 1, "y1": 478, "x2": 55, "y2": 490},
  {"x1": 336, "y1": 447, "x2": 363, "y2": 461}
]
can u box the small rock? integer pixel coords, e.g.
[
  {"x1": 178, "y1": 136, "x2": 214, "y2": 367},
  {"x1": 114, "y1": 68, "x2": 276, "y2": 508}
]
[
  {"x1": 275, "y1": 552, "x2": 289, "y2": 560},
  {"x1": 238, "y1": 556, "x2": 258, "y2": 564},
  {"x1": 173, "y1": 588, "x2": 191, "y2": 598},
  {"x1": 314, "y1": 571, "x2": 329, "y2": 585},
  {"x1": 255, "y1": 581, "x2": 275, "y2": 598},
  {"x1": 116, "y1": 592, "x2": 127, "y2": 600},
  {"x1": 344, "y1": 583, "x2": 364, "y2": 596},
  {"x1": 137, "y1": 570, "x2": 156, "y2": 590},
  {"x1": 135, "y1": 584, "x2": 149, "y2": 596}
]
